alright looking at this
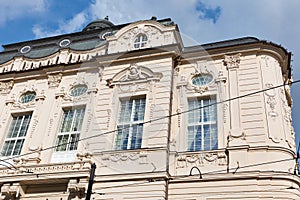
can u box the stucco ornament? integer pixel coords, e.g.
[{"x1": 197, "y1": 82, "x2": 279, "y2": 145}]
[
  {"x1": 223, "y1": 53, "x2": 241, "y2": 69},
  {"x1": 265, "y1": 83, "x2": 278, "y2": 119},
  {"x1": 48, "y1": 73, "x2": 62, "y2": 88},
  {"x1": 176, "y1": 151, "x2": 227, "y2": 168},
  {"x1": 0, "y1": 80, "x2": 14, "y2": 94}
]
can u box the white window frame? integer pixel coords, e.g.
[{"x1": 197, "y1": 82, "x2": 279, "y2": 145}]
[
  {"x1": 187, "y1": 96, "x2": 217, "y2": 151},
  {"x1": 133, "y1": 34, "x2": 147, "y2": 49},
  {"x1": 1, "y1": 113, "x2": 32, "y2": 157},
  {"x1": 115, "y1": 96, "x2": 146, "y2": 150},
  {"x1": 55, "y1": 107, "x2": 85, "y2": 152}
]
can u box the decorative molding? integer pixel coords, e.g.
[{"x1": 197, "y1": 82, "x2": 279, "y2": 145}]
[
  {"x1": 0, "y1": 47, "x2": 106, "y2": 75},
  {"x1": 107, "y1": 109, "x2": 111, "y2": 129},
  {"x1": 100, "y1": 151, "x2": 148, "y2": 167},
  {"x1": 13, "y1": 146, "x2": 42, "y2": 166},
  {"x1": 68, "y1": 179, "x2": 86, "y2": 199},
  {"x1": 176, "y1": 151, "x2": 227, "y2": 169},
  {"x1": 0, "y1": 183, "x2": 22, "y2": 200},
  {"x1": 280, "y1": 88, "x2": 296, "y2": 148},
  {"x1": 0, "y1": 161, "x2": 91, "y2": 176},
  {"x1": 106, "y1": 64, "x2": 163, "y2": 88},
  {"x1": 265, "y1": 83, "x2": 278, "y2": 119},
  {"x1": 48, "y1": 73, "x2": 62, "y2": 88},
  {"x1": 223, "y1": 53, "x2": 241, "y2": 70},
  {"x1": 98, "y1": 65, "x2": 105, "y2": 81},
  {"x1": 0, "y1": 80, "x2": 14, "y2": 94}
]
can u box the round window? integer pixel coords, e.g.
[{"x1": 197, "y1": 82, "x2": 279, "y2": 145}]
[
  {"x1": 59, "y1": 39, "x2": 71, "y2": 47},
  {"x1": 20, "y1": 45, "x2": 31, "y2": 54},
  {"x1": 69, "y1": 85, "x2": 88, "y2": 97},
  {"x1": 191, "y1": 74, "x2": 213, "y2": 86},
  {"x1": 19, "y1": 91, "x2": 36, "y2": 103}
]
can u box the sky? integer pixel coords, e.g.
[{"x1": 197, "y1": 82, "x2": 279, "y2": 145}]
[{"x1": 0, "y1": 0, "x2": 299, "y2": 146}]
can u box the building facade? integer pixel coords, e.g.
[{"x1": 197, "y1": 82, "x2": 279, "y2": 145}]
[{"x1": 0, "y1": 17, "x2": 299, "y2": 199}]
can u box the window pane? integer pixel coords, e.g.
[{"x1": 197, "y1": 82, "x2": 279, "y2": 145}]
[
  {"x1": 1, "y1": 113, "x2": 32, "y2": 157},
  {"x1": 115, "y1": 125, "x2": 129, "y2": 150},
  {"x1": 69, "y1": 133, "x2": 80, "y2": 151},
  {"x1": 13, "y1": 139, "x2": 24, "y2": 156},
  {"x1": 55, "y1": 107, "x2": 85, "y2": 152},
  {"x1": 188, "y1": 96, "x2": 217, "y2": 151},
  {"x1": 115, "y1": 97, "x2": 145, "y2": 150},
  {"x1": 56, "y1": 135, "x2": 68, "y2": 151}
]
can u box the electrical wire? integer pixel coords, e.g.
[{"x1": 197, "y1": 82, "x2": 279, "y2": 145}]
[{"x1": 0, "y1": 79, "x2": 299, "y2": 166}]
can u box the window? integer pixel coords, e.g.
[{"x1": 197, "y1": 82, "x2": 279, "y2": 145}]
[
  {"x1": 59, "y1": 39, "x2": 71, "y2": 47},
  {"x1": 191, "y1": 74, "x2": 213, "y2": 86},
  {"x1": 69, "y1": 85, "x2": 88, "y2": 97},
  {"x1": 115, "y1": 97, "x2": 146, "y2": 150},
  {"x1": 20, "y1": 45, "x2": 31, "y2": 54},
  {"x1": 1, "y1": 114, "x2": 32, "y2": 156},
  {"x1": 19, "y1": 91, "x2": 36, "y2": 104},
  {"x1": 188, "y1": 96, "x2": 217, "y2": 151},
  {"x1": 55, "y1": 107, "x2": 85, "y2": 151},
  {"x1": 134, "y1": 34, "x2": 147, "y2": 48}
]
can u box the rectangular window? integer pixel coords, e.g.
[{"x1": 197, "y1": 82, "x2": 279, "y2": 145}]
[
  {"x1": 115, "y1": 97, "x2": 146, "y2": 150},
  {"x1": 55, "y1": 107, "x2": 85, "y2": 152},
  {"x1": 1, "y1": 113, "x2": 32, "y2": 156},
  {"x1": 188, "y1": 96, "x2": 217, "y2": 151}
]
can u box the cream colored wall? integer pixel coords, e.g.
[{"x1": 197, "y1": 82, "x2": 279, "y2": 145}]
[{"x1": 0, "y1": 19, "x2": 298, "y2": 199}]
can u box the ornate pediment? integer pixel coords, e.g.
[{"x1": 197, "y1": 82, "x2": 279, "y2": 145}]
[{"x1": 106, "y1": 64, "x2": 162, "y2": 88}]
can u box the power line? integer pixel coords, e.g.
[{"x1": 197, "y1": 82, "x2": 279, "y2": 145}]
[{"x1": 1, "y1": 79, "x2": 299, "y2": 164}]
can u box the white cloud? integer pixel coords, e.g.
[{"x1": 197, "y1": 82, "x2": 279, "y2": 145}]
[
  {"x1": 0, "y1": 0, "x2": 47, "y2": 26},
  {"x1": 32, "y1": 12, "x2": 88, "y2": 38}
]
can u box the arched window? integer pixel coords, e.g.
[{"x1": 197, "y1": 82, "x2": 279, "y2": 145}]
[{"x1": 134, "y1": 34, "x2": 147, "y2": 48}]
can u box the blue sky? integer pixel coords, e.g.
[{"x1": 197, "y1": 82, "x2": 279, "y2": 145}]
[{"x1": 0, "y1": 0, "x2": 300, "y2": 147}]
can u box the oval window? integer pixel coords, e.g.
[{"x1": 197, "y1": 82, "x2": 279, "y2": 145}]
[
  {"x1": 59, "y1": 39, "x2": 71, "y2": 47},
  {"x1": 191, "y1": 74, "x2": 213, "y2": 86},
  {"x1": 20, "y1": 45, "x2": 31, "y2": 54},
  {"x1": 69, "y1": 85, "x2": 88, "y2": 97},
  {"x1": 19, "y1": 91, "x2": 36, "y2": 103}
]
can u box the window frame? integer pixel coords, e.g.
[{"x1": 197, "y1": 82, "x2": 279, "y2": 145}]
[
  {"x1": 187, "y1": 95, "x2": 218, "y2": 151},
  {"x1": 115, "y1": 96, "x2": 146, "y2": 150},
  {"x1": 1, "y1": 113, "x2": 32, "y2": 157},
  {"x1": 55, "y1": 106, "x2": 86, "y2": 152},
  {"x1": 133, "y1": 34, "x2": 148, "y2": 49}
]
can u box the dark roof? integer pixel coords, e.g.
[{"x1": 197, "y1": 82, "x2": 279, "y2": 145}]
[
  {"x1": 183, "y1": 37, "x2": 260, "y2": 52},
  {"x1": 0, "y1": 18, "x2": 174, "y2": 65}
]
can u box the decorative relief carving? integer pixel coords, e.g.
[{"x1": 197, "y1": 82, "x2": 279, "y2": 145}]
[
  {"x1": 0, "y1": 48, "x2": 105, "y2": 75},
  {"x1": 125, "y1": 65, "x2": 142, "y2": 80},
  {"x1": 176, "y1": 151, "x2": 227, "y2": 169},
  {"x1": 223, "y1": 53, "x2": 241, "y2": 70},
  {"x1": 13, "y1": 146, "x2": 42, "y2": 165},
  {"x1": 280, "y1": 88, "x2": 296, "y2": 148},
  {"x1": 265, "y1": 83, "x2": 278, "y2": 119},
  {"x1": 85, "y1": 110, "x2": 93, "y2": 132},
  {"x1": 0, "y1": 80, "x2": 14, "y2": 94},
  {"x1": 8, "y1": 88, "x2": 45, "y2": 109},
  {"x1": 68, "y1": 179, "x2": 86, "y2": 199},
  {"x1": 119, "y1": 82, "x2": 148, "y2": 93},
  {"x1": 223, "y1": 103, "x2": 228, "y2": 124},
  {"x1": 48, "y1": 73, "x2": 62, "y2": 88},
  {"x1": 177, "y1": 108, "x2": 182, "y2": 128},
  {"x1": 150, "y1": 104, "x2": 155, "y2": 120},
  {"x1": 0, "y1": 183, "x2": 22, "y2": 200},
  {"x1": 0, "y1": 161, "x2": 91, "y2": 176},
  {"x1": 98, "y1": 66, "x2": 105, "y2": 81},
  {"x1": 99, "y1": 151, "x2": 148, "y2": 167},
  {"x1": 107, "y1": 109, "x2": 111, "y2": 129},
  {"x1": 106, "y1": 64, "x2": 163, "y2": 88},
  {"x1": 29, "y1": 118, "x2": 39, "y2": 138}
]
